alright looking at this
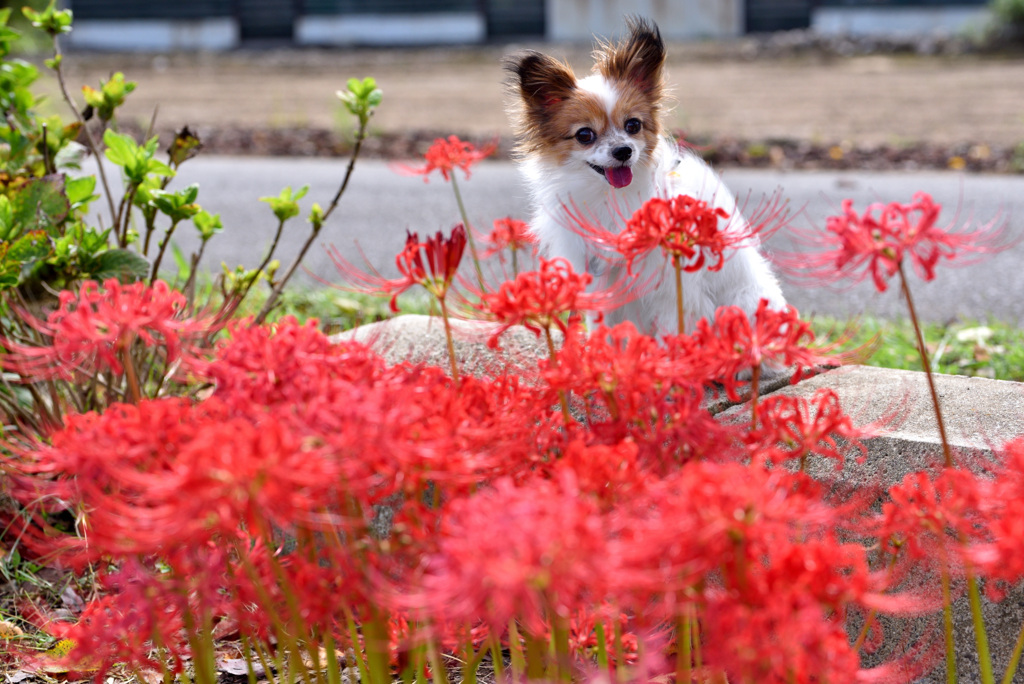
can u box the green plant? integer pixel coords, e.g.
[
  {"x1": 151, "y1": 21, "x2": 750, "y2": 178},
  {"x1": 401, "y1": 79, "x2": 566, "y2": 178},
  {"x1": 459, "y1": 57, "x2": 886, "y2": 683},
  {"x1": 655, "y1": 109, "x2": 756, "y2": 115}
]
[{"x1": 992, "y1": 0, "x2": 1024, "y2": 28}]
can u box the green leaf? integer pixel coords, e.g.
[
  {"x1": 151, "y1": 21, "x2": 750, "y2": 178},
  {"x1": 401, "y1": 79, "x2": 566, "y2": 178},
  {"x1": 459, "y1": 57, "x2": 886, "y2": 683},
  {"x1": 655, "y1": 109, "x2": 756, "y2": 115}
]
[
  {"x1": 7, "y1": 174, "x2": 70, "y2": 234},
  {"x1": 92, "y1": 248, "x2": 150, "y2": 283},
  {"x1": 336, "y1": 77, "x2": 382, "y2": 127},
  {"x1": 65, "y1": 175, "x2": 98, "y2": 214},
  {"x1": 102, "y1": 128, "x2": 136, "y2": 166},
  {"x1": 151, "y1": 183, "x2": 201, "y2": 224},
  {"x1": 0, "y1": 195, "x2": 14, "y2": 241},
  {"x1": 82, "y1": 72, "x2": 136, "y2": 122},
  {"x1": 260, "y1": 185, "x2": 308, "y2": 223},
  {"x1": 23, "y1": 0, "x2": 73, "y2": 37},
  {"x1": 193, "y1": 210, "x2": 223, "y2": 241},
  {"x1": 7, "y1": 229, "x2": 51, "y2": 262}
]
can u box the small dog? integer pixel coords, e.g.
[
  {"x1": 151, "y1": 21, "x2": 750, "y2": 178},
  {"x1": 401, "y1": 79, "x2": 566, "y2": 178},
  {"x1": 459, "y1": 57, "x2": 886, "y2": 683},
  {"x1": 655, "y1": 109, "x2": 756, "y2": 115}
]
[{"x1": 505, "y1": 17, "x2": 786, "y2": 336}]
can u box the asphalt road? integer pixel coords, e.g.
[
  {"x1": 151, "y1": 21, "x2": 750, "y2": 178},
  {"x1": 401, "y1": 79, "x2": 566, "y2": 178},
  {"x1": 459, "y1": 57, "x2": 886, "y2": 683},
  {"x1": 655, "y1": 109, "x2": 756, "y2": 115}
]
[{"x1": 84, "y1": 156, "x2": 1024, "y2": 326}]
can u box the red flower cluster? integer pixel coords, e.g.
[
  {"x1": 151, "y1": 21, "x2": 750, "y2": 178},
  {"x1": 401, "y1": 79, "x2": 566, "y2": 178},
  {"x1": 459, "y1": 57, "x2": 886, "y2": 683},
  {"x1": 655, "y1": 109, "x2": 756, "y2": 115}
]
[
  {"x1": 477, "y1": 257, "x2": 624, "y2": 345},
  {"x1": 483, "y1": 216, "x2": 536, "y2": 258},
  {"x1": 616, "y1": 194, "x2": 731, "y2": 273},
  {"x1": 4, "y1": 180, "x2": 1021, "y2": 684},
  {"x1": 1, "y1": 278, "x2": 209, "y2": 380},
  {"x1": 329, "y1": 224, "x2": 466, "y2": 311},
  {"x1": 396, "y1": 135, "x2": 497, "y2": 182},
  {"x1": 786, "y1": 192, "x2": 1007, "y2": 292}
]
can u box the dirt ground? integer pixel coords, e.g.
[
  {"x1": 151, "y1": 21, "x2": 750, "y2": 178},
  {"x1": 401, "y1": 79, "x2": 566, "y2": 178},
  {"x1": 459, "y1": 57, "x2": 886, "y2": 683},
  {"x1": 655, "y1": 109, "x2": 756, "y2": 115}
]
[{"x1": 35, "y1": 42, "x2": 1024, "y2": 150}]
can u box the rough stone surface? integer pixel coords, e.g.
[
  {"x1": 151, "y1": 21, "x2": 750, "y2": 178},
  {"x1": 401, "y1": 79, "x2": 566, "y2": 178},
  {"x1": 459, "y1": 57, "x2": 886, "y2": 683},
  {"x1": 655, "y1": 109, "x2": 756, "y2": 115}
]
[{"x1": 332, "y1": 313, "x2": 560, "y2": 379}]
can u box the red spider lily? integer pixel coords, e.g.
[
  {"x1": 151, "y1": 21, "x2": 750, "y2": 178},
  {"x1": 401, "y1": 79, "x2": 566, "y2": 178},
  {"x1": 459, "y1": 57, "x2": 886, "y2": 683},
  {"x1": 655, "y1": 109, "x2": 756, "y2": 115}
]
[
  {"x1": 619, "y1": 195, "x2": 731, "y2": 274},
  {"x1": 0, "y1": 278, "x2": 209, "y2": 381},
  {"x1": 877, "y1": 467, "x2": 989, "y2": 560},
  {"x1": 744, "y1": 388, "x2": 867, "y2": 469},
  {"x1": 966, "y1": 438, "x2": 1024, "y2": 598},
  {"x1": 690, "y1": 299, "x2": 833, "y2": 401},
  {"x1": 782, "y1": 192, "x2": 1008, "y2": 292},
  {"x1": 566, "y1": 191, "x2": 788, "y2": 276},
  {"x1": 395, "y1": 135, "x2": 497, "y2": 182},
  {"x1": 417, "y1": 472, "x2": 611, "y2": 636},
  {"x1": 191, "y1": 317, "x2": 386, "y2": 409},
  {"x1": 476, "y1": 257, "x2": 628, "y2": 347},
  {"x1": 328, "y1": 224, "x2": 466, "y2": 312},
  {"x1": 483, "y1": 217, "x2": 536, "y2": 258}
]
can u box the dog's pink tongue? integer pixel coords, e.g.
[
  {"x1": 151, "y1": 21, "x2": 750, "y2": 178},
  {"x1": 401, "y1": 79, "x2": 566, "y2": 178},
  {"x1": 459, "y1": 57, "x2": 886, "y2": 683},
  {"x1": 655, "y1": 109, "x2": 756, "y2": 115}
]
[{"x1": 605, "y1": 166, "x2": 633, "y2": 188}]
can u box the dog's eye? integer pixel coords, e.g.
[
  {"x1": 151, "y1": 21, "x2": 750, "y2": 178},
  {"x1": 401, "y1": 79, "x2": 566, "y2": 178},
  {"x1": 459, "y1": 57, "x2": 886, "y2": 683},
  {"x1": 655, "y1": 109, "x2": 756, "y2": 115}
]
[
  {"x1": 624, "y1": 118, "x2": 642, "y2": 135},
  {"x1": 574, "y1": 128, "x2": 597, "y2": 145}
]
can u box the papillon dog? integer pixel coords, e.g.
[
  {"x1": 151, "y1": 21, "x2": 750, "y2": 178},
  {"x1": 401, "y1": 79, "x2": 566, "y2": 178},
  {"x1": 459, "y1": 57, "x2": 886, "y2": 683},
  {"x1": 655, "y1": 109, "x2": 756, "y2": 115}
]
[{"x1": 505, "y1": 17, "x2": 786, "y2": 337}]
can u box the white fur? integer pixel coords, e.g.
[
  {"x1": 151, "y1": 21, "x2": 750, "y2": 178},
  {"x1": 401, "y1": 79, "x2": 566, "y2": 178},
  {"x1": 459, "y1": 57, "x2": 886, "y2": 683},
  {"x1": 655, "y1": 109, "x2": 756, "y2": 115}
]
[{"x1": 519, "y1": 76, "x2": 785, "y2": 337}]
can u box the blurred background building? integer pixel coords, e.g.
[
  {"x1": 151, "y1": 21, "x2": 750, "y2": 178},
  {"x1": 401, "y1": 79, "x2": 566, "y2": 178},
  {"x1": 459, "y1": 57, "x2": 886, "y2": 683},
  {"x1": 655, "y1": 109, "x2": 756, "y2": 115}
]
[{"x1": 63, "y1": 0, "x2": 993, "y2": 51}]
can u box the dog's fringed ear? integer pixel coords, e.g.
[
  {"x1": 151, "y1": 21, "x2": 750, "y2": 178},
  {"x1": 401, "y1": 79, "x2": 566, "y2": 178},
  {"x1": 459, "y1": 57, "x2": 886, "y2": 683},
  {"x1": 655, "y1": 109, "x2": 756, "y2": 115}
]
[
  {"x1": 505, "y1": 52, "x2": 577, "y2": 111},
  {"x1": 597, "y1": 16, "x2": 665, "y2": 95}
]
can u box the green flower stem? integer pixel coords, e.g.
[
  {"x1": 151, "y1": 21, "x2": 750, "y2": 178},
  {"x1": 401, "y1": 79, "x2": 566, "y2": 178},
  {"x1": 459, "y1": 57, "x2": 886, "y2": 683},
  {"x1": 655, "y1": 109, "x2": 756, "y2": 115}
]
[
  {"x1": 363, "y1": 609, "x2": 392, "y2": 684},
  {"x1": 941, "y1": 563, "x2": 957, "y2": 684},
  {"x1": 749, "y1": 362, "x2": 762, "y2": 430},
  {"x1": 1001, "y1": 620, "x2": 1024, "y2": 684},
  {"x1": 674, "y1": 256, "x2": 685, "y2": 335},
  {"x1": 898, "y1": 262, "x2": 953, "y2": 467},
  {"x1": 438, "y1": 296, "x2": 461, "y2": 384},
  {"x1": 551, "y1": 613, "x2": 572, "y2": 683},
  {"x1": 119, "y1": 341, "x2": 141, "y2": 404},
  {"x1": 595, "y1": 621, "x2": 610, "y2": 673},
  {"x1": 613, "y1": 619, "x2": 627, "y2": 683},
  {"x1": 345, "y1": 608, "x2": 371, "y2": 684},
  {"x1": 508, "y1": 620, "x2": 526, "y2": 680},
  {"x1": 449, "y1": 173, "x2": 485, "y2": 290},
  {"x1": 524, "y1": 630, "x2": 547, "y2": 681},
  {"x1": 489, "y1": 635, "x2": 505, "y2": 682},
  {"x1": 967, "y1": 571, "x2": 995, "y2": 684},
  {"x1": 677, "y1": 610, "x2": 692, "y2": 684},
  {"x1": 544, "y1": 326, "x2": 572, "y2": 426}
]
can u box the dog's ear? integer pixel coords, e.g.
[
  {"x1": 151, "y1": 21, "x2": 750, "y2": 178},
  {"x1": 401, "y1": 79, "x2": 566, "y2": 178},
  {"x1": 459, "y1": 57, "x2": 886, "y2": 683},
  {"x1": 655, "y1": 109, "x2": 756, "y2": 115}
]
[
  {"x1": 597, "y1": 16, "x2": 665, "y2": 95},
  {"x1": 505, "y1": 52, "x2": 577, "y2": 111}
]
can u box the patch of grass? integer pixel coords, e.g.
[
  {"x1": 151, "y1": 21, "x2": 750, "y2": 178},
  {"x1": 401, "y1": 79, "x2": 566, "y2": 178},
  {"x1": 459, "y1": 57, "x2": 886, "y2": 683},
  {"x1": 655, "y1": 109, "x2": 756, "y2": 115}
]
[
  {"x1": 812, "y1": 315, "x2": 1024, "y2": 381},
  {"x1": 240, "y1": 284, "x2": 431, "y2": 335}
]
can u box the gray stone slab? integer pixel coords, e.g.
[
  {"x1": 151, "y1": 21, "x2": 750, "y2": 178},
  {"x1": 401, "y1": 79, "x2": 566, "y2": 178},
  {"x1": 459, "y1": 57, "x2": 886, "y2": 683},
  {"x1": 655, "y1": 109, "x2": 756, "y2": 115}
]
[{"x1": 332, "y1": 313, "x2": 560, "y2": 380}]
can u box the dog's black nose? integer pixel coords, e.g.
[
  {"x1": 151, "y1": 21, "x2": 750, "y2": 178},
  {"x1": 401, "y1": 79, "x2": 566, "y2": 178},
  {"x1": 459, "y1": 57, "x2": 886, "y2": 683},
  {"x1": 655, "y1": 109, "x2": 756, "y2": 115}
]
[{"x1": 612, "y1": 146, "x2": 633, "y2": 162}]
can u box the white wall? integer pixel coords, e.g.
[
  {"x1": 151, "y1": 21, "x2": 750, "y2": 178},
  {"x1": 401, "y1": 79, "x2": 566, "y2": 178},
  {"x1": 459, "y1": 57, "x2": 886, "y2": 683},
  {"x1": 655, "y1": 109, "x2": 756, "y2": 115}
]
[
  {"x1": 546, "y1": 0, "x2": 744, "y2": 41},
  {"x1": 813, "y1": 5, "x2": 993, "y2": 36},
  {"x1": 68, "y1": 18, "x2": 239, "y2": 51},
  {"x1": 296, "y1": 13, "x2": 486, "y2": 46}
]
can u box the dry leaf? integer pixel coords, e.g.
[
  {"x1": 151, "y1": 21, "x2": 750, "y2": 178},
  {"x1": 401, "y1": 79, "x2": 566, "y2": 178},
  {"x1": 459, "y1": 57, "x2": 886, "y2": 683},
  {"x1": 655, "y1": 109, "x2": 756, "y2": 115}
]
[
  {"x1": 0, "y1": 619, "x2": 24, "y2": 639},
  {"x1": 217, "y1": 657, "x2": 264, "y2": 678}
]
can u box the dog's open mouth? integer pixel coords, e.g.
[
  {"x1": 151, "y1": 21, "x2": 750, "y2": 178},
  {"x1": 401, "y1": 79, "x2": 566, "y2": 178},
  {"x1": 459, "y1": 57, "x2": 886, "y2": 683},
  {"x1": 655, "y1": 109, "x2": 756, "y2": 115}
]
[{"x1": 588, "y1": 163, "x2": 633, "y2": 189}]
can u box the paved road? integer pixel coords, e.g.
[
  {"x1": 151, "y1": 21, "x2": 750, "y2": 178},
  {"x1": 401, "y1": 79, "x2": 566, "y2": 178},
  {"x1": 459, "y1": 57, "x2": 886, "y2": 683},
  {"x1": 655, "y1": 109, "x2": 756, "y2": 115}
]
[{"x1": 85, "y1": 157, "x2": 1024, "y2": 325}]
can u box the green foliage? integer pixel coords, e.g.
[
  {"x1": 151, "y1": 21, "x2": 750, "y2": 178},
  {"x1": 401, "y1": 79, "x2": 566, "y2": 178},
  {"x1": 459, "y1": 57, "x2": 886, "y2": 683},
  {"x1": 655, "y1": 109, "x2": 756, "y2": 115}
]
[
  {"x1": 151, "y1": 183, "x2": 200, "y2": 225},
  {"x1": 812, "y1": 315, "x2": 1024, "y2": 381},
  {"x1": 193, "y1": 210, "x2": 223, "y2": 242},
  {"x1": 992, "y1": 0, "x2": 1024, "y2": 27},
  {"x1": 337, "y1": 77, "x2": 383, "y2": 129},
  {"x1": 21, "y1": 0, "x2": 72, "y2": 37},
  {"x1": 260, "y1": 185, "x2": 309, "y2": 223},
  {"x1": 103, "y1": 129, "x2": 174, "y2": 185},
  {"x1": 81, "y1": 72, "x2": 136, "y2": 122}
]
